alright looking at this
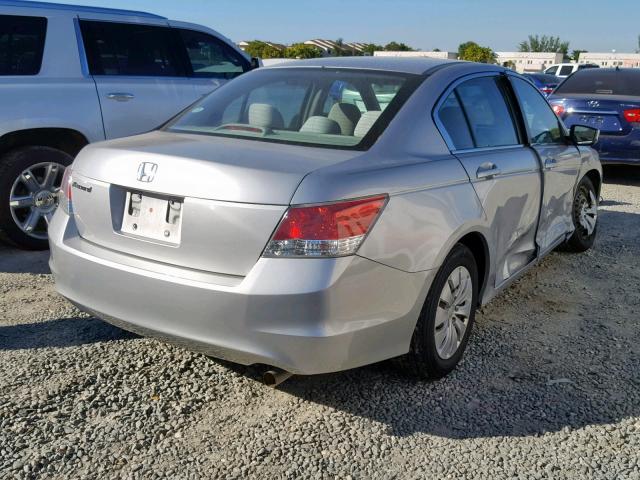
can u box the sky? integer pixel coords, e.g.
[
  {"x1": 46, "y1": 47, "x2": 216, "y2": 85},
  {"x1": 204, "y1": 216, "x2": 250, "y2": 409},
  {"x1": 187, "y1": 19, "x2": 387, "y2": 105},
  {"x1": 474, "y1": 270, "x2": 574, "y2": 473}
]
[{"x1": 44, "y1": 0, "x2": 640, "y2": 53}]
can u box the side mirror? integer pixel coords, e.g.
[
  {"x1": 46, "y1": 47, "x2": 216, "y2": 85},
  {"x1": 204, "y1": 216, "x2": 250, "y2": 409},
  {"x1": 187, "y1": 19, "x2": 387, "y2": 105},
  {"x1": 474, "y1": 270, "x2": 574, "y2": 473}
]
[
  {"x1": 250, "y1": 57, "x2": 261, "y2": 70},
  {"x1": 570, "y1": 124, "x2": 599, "y2": 146}
]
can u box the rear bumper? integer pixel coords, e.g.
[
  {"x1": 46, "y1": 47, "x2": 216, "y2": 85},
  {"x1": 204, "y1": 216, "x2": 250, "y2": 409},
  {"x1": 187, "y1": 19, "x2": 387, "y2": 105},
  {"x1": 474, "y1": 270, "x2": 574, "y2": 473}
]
[
  {"x1": 48, "y1": 211, "x2": 432, "y2": 375},
  {"x1": 596, "y1": 131, "x2": 640, "y2": 164}
]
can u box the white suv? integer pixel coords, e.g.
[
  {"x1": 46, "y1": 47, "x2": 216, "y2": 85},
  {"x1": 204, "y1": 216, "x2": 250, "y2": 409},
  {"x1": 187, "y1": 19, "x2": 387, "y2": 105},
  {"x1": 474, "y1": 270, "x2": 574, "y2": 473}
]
[
  {"x1": 544, "y1": 62, "x2": 599, "y2": 78},
  {"x1": 0, "y1": 0, "x2": 254, "y2": 248}
]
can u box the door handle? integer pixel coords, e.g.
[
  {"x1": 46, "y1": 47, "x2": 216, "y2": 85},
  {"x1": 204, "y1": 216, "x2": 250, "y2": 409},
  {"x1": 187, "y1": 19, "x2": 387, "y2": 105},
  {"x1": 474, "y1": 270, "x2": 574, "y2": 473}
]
[
  {"x1": 476, "y1": 162, "x2": 501, "y2": 179},
  {"x1": 107, "y1": 93, "x2": 135, "y2": 102},
  {"x1": 544, "y1": 157, "x2": 557, "y2": 169}
]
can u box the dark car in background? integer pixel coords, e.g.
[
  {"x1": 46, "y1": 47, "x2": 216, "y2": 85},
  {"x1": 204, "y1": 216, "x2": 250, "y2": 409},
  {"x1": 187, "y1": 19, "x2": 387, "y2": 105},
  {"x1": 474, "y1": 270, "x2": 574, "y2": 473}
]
[
  {"x1": 523, "y1": 73, "x2": 561, "y2": 97},
  {"x1": 549, "y1": 68, "x2": 640, "y2": 165}
]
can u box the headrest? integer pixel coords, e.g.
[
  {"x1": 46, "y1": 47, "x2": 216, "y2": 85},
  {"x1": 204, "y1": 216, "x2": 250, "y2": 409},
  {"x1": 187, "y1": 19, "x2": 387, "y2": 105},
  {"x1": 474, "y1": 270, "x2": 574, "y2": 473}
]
[
  {"x1": 248, "y1": 103, "x2": 285, "y2": 129},
  {"x1": 328, "y1": 102, "x2": 362, "y2": 135},
  {"x1": 299, "y1": 116, "x2": 341, "y2": 134},
  {"x1": 354, "y1": 110, "x2": 382, "y2": 137}
]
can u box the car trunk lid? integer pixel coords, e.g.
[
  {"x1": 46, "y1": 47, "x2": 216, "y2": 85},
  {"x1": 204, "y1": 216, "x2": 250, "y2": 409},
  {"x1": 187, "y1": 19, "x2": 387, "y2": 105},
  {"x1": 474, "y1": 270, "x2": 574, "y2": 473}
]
[
  {"x1": 553, "y1": 94, "x2": 640, "y2": 135},
  {"x1": 70, "y1": 131, "x2": 360, "y2": 276}
]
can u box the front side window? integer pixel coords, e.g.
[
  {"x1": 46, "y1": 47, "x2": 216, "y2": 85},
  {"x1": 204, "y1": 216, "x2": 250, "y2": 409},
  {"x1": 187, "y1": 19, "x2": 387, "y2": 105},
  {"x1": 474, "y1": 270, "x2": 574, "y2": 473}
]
[
  {"x1": 178, "y1": 29, "x2": 248, "y2": 79},
  {"x1": 0, "y1": 15, "x2": 47, "y2": 75},
  {"x1": 80, "y1": 21, "x2": 182, "y2": 77},
  {"x1": 454, "y1": 76, "x2": 519, "y2": 148},
  {"x1": 166, "y1": 68, "x2": 419, "y2": 149},
  {"x1": 511, "y1": 77, "x2": 564, "y2": 144},
  {"x1": 545, "y1": 66, "x2": 558, "y2": 75}
]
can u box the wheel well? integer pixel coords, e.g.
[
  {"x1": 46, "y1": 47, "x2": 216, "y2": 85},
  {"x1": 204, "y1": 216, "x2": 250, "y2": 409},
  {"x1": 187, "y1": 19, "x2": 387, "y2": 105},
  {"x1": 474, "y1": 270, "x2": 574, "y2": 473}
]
[
  {"x1": 0, "y1": 128, "x2": 89, "y2": 160},
  {"x1": 584, "y1": 169, "x2": 602, "y2": 196},
  {"x1": 457, "y1": 232, "x2": 489, "y2": 305}
]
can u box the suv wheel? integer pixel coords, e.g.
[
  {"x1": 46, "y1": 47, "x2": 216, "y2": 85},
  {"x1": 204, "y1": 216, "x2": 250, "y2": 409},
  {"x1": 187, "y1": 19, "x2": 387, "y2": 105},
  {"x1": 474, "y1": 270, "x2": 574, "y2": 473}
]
[
  {"x1": 396, "y1": 244, "x2": 478, "y2": 379},
  {"x1": 0, "y1": 146, "x2": 72, "y2": 250}
]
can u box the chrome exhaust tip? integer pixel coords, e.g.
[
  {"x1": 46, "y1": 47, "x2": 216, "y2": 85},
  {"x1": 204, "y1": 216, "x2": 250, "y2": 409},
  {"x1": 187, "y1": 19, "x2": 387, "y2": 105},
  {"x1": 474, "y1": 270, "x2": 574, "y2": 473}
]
[{"x1": 262, "y1": 369, "x2": 293, "y2": 387}]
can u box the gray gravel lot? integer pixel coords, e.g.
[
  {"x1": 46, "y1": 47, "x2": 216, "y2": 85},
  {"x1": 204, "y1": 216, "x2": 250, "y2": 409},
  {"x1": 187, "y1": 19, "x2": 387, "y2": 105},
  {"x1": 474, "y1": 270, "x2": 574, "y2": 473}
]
[{"x1": 1, "y1": 167, "x2": 640, "y2": 479}]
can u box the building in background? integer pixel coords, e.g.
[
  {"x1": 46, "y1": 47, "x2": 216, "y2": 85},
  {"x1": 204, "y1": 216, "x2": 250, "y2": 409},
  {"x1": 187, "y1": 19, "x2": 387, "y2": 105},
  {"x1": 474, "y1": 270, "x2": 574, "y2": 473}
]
[
  {"x1": 495, "y1": 52, "x2": 564, "y2": 73},
  {"x1": 373, "y1": 50, "x2": 457, "y2": 60},
  {"x1": 578, "y1": 52, "x2": 640, "y2": 68},
  {"x1": 236, "y1": 41, "x2": 286, "y2": 52}
]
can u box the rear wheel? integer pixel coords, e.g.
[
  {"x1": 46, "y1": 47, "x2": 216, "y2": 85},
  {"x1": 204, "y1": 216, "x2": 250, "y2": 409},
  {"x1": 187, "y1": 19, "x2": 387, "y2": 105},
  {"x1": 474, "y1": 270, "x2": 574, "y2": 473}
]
[
  {"x1": 562, "y1": 176, "x2": 598, "y2": 253},
  {"x1": 0, "y1": 146, "x2": 72, "y2": 250},
  {"x1": 397, "y1": 244, "x2": 478, "y2": 379}
]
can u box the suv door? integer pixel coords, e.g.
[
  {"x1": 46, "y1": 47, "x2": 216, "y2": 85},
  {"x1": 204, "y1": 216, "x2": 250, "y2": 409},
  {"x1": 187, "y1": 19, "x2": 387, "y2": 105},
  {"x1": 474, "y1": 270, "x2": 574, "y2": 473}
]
[
  {"x1": 79, "y1": 20, "x2": 198, "y2": 139},
  {"x1": 171, "y1": 24, "x2": 250, "y2": 97},
  {"x1": 436, "y1": 74, "x2": 542, "y2": 286},
  {"x1": 509, "y1": 76, "x2": 581, "y2": 253}
]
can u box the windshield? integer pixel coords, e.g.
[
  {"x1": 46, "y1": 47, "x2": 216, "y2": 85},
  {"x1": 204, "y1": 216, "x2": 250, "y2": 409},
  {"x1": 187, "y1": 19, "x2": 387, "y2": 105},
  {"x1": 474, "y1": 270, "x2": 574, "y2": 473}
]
[
  {"x1": 555, "y1": 69, "x2": 640, "y2": 96},
  {"x1": 165, "y1": 67, "x2": 421, "y2": 149}
]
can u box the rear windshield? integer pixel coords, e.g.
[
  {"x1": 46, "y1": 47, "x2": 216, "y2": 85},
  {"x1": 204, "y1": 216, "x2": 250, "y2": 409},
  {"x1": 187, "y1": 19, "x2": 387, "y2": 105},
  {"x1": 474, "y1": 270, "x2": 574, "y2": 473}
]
[
  {"x1": 528, "y1": 74, "x2": 559, "y2": 84},
  {"x1": 165, "y1": 67, "x2": 421, "y2": 150},
  {"x1": 555, "y1": 69, "x2": 640, "y2": 96}
]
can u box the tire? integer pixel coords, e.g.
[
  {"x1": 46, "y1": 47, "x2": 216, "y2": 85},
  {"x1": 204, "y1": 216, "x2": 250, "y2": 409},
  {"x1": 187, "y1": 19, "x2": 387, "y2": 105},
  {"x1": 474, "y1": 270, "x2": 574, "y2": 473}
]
[
  {"x1": 0, "y1": 146, "x2": 73, "y2": 250},
  {"x1": 396, "y1": 243, "x2": 479, "y2": 379},
  {"x1": 561, "y1": 176, "x2": 598, "y2": 253}
]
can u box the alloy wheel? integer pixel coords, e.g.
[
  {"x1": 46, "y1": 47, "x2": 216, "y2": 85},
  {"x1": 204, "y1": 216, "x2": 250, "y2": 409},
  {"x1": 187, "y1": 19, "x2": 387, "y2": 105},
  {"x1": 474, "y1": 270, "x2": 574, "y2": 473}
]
[
  {"x1": 9, "y1": 162, "x2": 66, "y2": 240},
  {"x1": 578, "y1": 189, "x2": 598, "y2": 236}
]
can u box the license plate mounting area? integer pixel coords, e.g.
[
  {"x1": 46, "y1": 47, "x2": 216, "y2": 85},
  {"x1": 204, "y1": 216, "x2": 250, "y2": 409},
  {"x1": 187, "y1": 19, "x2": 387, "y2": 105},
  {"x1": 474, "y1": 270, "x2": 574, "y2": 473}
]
[{"x1": 120, "y1": 191, "x2": 183, "y2": 245}]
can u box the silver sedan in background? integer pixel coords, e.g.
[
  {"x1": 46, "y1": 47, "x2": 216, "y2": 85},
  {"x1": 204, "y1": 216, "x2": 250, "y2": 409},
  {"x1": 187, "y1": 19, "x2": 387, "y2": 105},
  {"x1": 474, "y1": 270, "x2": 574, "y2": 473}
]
[{"x1": 49, "y1": 57, "x2": 602, "y2": 379}]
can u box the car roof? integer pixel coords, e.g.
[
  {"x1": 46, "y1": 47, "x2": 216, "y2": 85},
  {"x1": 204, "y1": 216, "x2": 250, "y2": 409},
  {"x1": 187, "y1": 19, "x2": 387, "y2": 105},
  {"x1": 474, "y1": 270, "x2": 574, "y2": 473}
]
[
  {"x1": 262, "y1": 56, "x2": 461, "y2": 75},
  {"x1": 0, "y1": 0, "x2": 165, "y2": 19}
]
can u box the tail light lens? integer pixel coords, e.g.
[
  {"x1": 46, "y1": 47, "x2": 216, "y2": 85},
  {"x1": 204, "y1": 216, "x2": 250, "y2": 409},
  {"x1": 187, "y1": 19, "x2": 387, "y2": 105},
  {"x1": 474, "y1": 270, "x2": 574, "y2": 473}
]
[
  {"x1": 541, "y1": 86, "x2": 554, "y2": 96},
  {"x1": 623, "y1": 109, "x2": 640, "y2": 123},
  {"x1": 59, "y1": 167, "x2": 73, "y2": 214},
  {"x1": 552, "y1": 104, "x2": 565, "y2": 116},
  {"x1": 263, "y1": 194, "x2": 388, "y2": 257}
]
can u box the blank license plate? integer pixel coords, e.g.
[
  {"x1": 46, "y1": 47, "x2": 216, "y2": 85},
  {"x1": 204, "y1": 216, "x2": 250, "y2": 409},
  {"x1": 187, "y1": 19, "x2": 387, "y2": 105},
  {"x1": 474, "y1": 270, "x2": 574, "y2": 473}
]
[{"x1": 120, "y1": 191, "x2": 183, "y2": 245}]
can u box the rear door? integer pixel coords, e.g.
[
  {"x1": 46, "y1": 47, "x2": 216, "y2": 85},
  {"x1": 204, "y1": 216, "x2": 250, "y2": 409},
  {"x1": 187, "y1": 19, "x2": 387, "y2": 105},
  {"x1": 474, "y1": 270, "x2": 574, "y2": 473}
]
[
  {"x1": 79, "y1": 19, "x2": 198, "y2": 139},
  {"x1": 509, "y1": 76, "x2": 581, "y2": 252},
  {"x1": 169, "y1": 22, "x2": 251, "y2": 98},
  {"x1": 437, "y1": 74, "x2": 542, "y2": 286}
]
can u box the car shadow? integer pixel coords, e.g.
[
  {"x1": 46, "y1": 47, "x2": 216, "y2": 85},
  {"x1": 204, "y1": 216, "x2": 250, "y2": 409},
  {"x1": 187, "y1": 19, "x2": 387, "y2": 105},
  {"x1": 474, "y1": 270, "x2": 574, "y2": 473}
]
[
  {"x1": 259, "y1": 209, "x2": 640, "y2": 439},
  {"x1": 0, "y1": 317, "x2": 137, "y2": 350},
  {"x1": 0, "y1": 239, "x2": 50, "y2": 274},
  {"x1": 603, "y1": 165, "x2": 640, "y2": 186}
]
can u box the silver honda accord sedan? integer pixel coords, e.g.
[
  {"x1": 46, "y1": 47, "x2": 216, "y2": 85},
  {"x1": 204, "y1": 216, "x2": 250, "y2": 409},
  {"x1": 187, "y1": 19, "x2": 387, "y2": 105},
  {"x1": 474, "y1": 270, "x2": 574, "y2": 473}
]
[{"x1": 49, "y1": 57, "x2": 602, "y2": 379}]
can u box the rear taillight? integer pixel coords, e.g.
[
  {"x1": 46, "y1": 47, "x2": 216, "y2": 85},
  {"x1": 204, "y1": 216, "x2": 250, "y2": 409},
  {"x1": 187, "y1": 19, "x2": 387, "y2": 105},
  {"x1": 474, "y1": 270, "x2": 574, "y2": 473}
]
[
  {"x1": 541, "y1": 86, "x2": 554, "y2": 95},
  {"x1": 59, "y1": 167, "x2": 73, "y2": 214},
  {"x1": 552, "y1": 104, "x2": 565, "y2": 116},
  {"x1": 623, "y1": 109, "x2": 640, "y2": 123},
  {"x1": 263, "y1": 194, "x2": 388, "y2": 257}
]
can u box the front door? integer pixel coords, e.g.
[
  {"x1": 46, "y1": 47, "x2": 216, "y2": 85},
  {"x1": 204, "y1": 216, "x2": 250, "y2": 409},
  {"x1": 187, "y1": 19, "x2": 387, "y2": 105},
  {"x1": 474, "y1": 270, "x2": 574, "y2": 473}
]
[{"x1": 509, "y1": 76, "x2": 581, "y2": 253}]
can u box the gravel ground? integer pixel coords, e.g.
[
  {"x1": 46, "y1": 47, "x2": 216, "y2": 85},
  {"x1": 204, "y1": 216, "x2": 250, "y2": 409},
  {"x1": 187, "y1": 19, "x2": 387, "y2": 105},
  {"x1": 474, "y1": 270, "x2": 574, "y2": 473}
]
[{"x1": 1, "y1": 167, "x2": 639, "y2": 479}]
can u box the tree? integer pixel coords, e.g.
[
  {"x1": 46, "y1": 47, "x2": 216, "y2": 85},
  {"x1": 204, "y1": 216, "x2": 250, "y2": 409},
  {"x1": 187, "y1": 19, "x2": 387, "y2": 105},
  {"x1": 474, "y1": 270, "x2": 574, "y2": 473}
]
[
  {"x1": 458, "y1": 41, "x2": 496, "y2": 63},
  {"x1": 519, "y1": 35, "x2": 569, "y2": 55},
  {"x1": 244, "y1": 40, "x2": 283, "y2": 59},
  {"x1": 384, "y1": 41, "x2": 413, "y2": 51},
  {"x1": 363, "y1": 43, "x2": 384, "y2": 55},
  {"x1": 284, "y1": 43, "x2": 323, "y2": 59},
  {"x1": 433, "y1": 48, "x2": 441, "y2": 52},
  {"x1": 571, "y1": 50, "x2": 587, "y2": 62}
]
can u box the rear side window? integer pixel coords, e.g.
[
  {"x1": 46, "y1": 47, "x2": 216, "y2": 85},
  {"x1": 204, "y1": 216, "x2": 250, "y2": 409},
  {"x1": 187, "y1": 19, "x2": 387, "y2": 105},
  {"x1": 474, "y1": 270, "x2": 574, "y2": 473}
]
[
  {"x1": 0, "y1": 15, "x2": 47, "y2": 75},
  {"x1": 80, "y1": 21, "x2": 183, "y2": 77},
  {"x1": 559, "y1": 65, "x2": 574, "y2": 76},
  {"x1": 437, "y1": 92, "x2": 474, "y2": 150},
  {"x1": 454, "y1": 76, "x2": 519, "y2": 148},
  {"x1": 178, "y1": 29, "x2": 248, "y2": 79},
  {"x1": 555, "y1": 70, "x2": 640, "y2": 96}
]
